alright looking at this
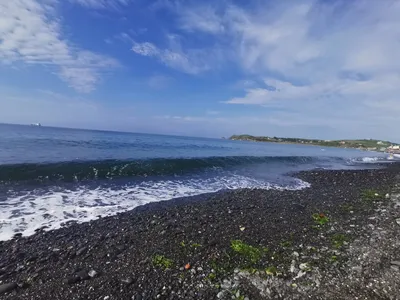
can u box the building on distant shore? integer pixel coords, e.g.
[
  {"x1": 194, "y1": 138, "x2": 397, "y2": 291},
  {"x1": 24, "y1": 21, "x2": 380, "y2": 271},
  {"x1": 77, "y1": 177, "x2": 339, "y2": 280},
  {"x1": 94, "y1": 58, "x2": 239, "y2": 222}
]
[{"x1": 388, "y1": 145, "x2": 400, "y2": 154}]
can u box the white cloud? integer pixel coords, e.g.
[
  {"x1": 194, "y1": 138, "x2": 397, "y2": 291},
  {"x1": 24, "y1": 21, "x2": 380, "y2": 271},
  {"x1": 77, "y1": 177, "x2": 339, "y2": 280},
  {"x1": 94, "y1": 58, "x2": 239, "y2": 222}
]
[
  {"x1": 132, "y1": 38, "x2": 214, "y2": 74},
  {"x1": 169, "y1": 1, "x2": 400, "y2": 81},
  {"x1": 164, "y1": 0, "x2": 400, "y2": 139},
  {"x1": 69, "y1": 0, "x2": 131, "y2": 10},
  {"x1": 116, "y1": 32, "x2": 135, "y2": 44},
  {"x1": 0, "y1": 0, "x2": 119, "y2": 92},
  {"x1": 177, "y1": 4, "x2": 225, "y2": 34}
]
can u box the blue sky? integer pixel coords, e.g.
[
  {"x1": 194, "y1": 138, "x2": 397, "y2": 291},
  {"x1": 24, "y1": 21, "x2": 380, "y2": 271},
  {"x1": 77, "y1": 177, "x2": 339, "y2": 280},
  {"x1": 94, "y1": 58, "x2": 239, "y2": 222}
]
[{"x1": 1, "y1": 0, "x2": 400, "y2": 141}]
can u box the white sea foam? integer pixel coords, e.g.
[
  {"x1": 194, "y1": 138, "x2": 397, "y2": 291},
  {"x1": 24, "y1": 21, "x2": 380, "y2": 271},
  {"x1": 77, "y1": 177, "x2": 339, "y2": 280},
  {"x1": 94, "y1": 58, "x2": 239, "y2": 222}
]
[
  {"x1": 348, "y1": 156, "x2": 389, "y2": 163},
  {"x1": 0, "y1": 175, "x2": 310, "y2": 241},
  {"x1": 360, "y1": 155, "x2": 400, "y2": 162},
  {"x1": 361, "y1": 157, "x2": 380, "y2": 162}
]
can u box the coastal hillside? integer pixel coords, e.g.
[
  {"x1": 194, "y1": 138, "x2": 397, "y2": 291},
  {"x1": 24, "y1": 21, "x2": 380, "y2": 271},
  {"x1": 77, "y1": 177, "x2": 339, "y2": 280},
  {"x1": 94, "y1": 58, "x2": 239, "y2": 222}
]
[{"x1": 229, "y1": 135, "x2": 397, "y2": 152}]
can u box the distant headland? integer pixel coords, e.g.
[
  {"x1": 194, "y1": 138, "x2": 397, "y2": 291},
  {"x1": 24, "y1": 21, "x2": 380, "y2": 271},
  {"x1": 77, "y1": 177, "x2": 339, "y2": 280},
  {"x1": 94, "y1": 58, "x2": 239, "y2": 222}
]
[{"x1": 229, "y1": 134, "x2": 399, "y2": 152}]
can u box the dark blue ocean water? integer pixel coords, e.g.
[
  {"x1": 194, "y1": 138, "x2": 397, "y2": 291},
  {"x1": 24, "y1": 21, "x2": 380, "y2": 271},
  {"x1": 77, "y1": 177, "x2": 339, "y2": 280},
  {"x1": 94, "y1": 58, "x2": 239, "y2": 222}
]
[{"x1": 0, "y1": 124, "x2": 391, "y2": 240}]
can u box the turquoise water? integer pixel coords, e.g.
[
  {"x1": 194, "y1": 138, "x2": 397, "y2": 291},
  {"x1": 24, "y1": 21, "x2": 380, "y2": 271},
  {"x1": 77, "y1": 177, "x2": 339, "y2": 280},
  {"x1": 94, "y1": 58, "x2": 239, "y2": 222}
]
[{"x1": 0, "y1": 124, "x2": 390, "y2": 240}]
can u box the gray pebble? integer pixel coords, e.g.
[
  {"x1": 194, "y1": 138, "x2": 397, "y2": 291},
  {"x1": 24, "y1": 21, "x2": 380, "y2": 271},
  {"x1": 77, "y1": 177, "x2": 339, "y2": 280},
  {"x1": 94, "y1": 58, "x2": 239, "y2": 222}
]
[
  {"x1": 76, "y1": 246, "x2": 88, "y2": 256},
  {"x1": 390, "y1": 261, "x2": 400, "y2": 267},
  {"x1": 88, "y1": 270, "x2": 98, "y2": 278},
  {"x1": 121, "y1": 278, "x2": 134, "y2": 285},
  {"x1": 390, "y1": 265, "x2": 399, "y2": 272},
  {"x1": 217, "y1": 291, "x2": 225, "y2": 299}
]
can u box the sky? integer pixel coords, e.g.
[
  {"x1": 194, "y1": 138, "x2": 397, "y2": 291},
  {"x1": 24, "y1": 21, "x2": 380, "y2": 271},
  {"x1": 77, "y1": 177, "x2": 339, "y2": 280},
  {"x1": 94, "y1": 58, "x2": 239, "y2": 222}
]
[{"x1": 0, "y1": 0, "x2": 399, "y2": 141}]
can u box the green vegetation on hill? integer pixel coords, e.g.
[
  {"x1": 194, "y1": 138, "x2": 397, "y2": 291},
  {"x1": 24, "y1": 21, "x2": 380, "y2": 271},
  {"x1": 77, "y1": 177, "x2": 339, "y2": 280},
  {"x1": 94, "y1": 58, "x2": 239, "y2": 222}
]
[{"x1": 229, "y1": 135, "x2": 396, "y2": 151}]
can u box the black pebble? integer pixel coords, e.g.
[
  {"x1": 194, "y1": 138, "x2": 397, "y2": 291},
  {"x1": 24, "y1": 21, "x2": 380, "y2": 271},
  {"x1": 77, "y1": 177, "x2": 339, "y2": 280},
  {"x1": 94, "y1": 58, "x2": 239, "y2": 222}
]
[
  {"x1": 0, "y1": 282, "x2": 18, "y2": 295},
  {"x1": 77, "y1": 270, "x2": 90, "y2": 281},
  {"x1": 63, "y1": 276, "x2": 80, "y2": 285}
]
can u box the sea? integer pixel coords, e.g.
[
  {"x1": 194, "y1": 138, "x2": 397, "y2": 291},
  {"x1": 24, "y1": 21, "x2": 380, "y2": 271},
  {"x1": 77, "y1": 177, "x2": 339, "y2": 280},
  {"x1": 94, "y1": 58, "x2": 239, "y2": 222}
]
[{"x1": 0, "y1": 124, "x2": 394, "y2": 241}]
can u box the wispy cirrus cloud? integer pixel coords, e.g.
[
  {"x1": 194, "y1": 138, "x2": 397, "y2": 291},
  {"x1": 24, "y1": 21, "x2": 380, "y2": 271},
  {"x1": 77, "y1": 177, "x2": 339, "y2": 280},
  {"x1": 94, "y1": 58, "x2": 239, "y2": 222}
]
[
  {"x1": 69, "y1": 0, "x2": 132, "y2": 10},
  {"x1": 171, "y1": 0, "x2": 400, "y2": 96},
  {"x1": 176, "y1": 4, "x2": 225, "y2": 34},
  {"x1": 155, "y1": 0, "x2": 400, "y2": 138},
  {"x1": 132, "y1": 35, "x2": 216, "y2": 74},
  {"x1": 0, "y1": 0, "x2": 119, "y2": 92}
]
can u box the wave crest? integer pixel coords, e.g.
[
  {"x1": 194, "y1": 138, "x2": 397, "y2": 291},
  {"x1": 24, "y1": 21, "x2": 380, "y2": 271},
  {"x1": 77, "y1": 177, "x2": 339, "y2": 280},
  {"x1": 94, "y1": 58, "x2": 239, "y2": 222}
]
[{"x1": 0, "y1": 156, "x2": 318, "y2": 183}]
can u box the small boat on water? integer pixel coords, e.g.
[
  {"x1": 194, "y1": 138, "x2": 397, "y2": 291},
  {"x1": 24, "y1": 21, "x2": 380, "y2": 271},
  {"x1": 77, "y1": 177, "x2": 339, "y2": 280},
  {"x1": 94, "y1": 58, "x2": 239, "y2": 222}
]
[{"x1": 31, "y1": 123, "x2": 42, "y2": 127}]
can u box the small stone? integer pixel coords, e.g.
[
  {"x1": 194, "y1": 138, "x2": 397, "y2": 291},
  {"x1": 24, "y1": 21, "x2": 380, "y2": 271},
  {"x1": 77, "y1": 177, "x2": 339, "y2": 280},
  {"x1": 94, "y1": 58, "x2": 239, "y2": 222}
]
[
  {"x1": 390, "y1": 261, "x2": 400, "y2": 267},
  {"x1": 217, "y1": 291, "x2": 225, "y2": 299},
  {"x1": 221, "y1": 279, "x2": 231, "y2": 289},
  {"x1": 294, "y1": 270, "x2": 306, "y2": 279},
  {"x1": 352, "y1": 266, "x2": 362, "y2": 274},
  {"x1": 0, "y1": 282, "x2": 18, "y2": 295},
  {"x1": 396, "y1": 219, "x2": 400, "y2": 226},
  {"x1": 299, "y1": 263, "x2": 311, "y2": 271},
  {"x1": 13, "y1": 233, "x2": 23, "y2": 239},
  {"x1": 290, "y1": 260, "x2": 296, "y2": 273},
  {"x1": 17, "y1": 282, "x2": 29, "y2": 289},
  {"x1": 15, "y1": 265, "x2": 25, "y2": 272},
  {"x1": 121, "y1": 278, "x2": 134, "y2": 285},
  {"x1": 77, "y1": 270, "x2": 90, "y2": 281},
  {"x1": 63, "y1": 276, "x2": 79, "y2": 285},
  {"x1": 76, "y1": 246, "x2": 88, "y2": 256},
  {"x1": 26, "y1": 255, "x2": 38, "y2": 262},
  {"x1": 88, "y1": 270, "x2": 98, "y2": 278},
  {"x1": 390, "y1": 265, "x2": 399, "y2": 272}
]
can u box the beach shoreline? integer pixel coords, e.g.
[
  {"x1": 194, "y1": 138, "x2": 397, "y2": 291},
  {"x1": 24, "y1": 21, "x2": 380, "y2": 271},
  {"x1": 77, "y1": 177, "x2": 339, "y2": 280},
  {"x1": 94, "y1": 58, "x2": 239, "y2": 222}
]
[{"x1": 1, "y1": 163, "x2": 400, "y2": 299}]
